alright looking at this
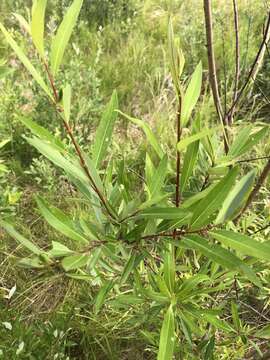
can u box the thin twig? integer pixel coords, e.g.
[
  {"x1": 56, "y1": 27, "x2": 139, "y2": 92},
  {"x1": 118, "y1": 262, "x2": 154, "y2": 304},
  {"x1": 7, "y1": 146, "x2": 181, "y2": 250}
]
[
  {"x1": 236, "y1": 155, "x2": 270, "y2": 164},
  {"x1": 227, "y1": 12, "x2": 270, "y2": 117},
  {"x1": 43, "y1": 62, "x2": 117, "y2": 221}
]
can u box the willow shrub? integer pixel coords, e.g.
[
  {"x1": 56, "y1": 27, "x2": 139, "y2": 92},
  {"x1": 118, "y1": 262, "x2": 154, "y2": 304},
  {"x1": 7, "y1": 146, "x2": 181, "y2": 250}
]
[{"x1": 0, "y1": 1, "x2": 270, "y2": 358}]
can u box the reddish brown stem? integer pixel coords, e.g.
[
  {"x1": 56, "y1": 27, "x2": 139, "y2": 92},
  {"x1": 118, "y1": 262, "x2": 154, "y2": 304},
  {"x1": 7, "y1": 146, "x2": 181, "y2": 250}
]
[{"x1": 43, "y1": 62, "x2": 117, "y2": 221}]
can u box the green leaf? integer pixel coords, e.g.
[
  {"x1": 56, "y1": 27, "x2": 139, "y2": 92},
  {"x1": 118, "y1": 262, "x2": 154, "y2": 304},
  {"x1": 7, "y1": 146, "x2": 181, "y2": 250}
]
[
  {"x1": 148, "y1": 155, "x2": 167, "y2": 198},
  {"x1": 163, "y1": 245, "x2": 175, "y2": 293},
  {"x1": 63, "y1": 83, "x2": 71, "y2": 122},
  {"x1": 0, "y1": 220, "x2": 42, "y2": 255},
  {"x1": 137, "y1": 207, "x2": 190, "y2": 220},
  {"x1": 61, "y1": 254, "x2": 89, "y2": 271},
  {"x1": 36, "y1": 196, "x2": 89, "y2": 244},
  {"x1": 92, "y1": 90, "x2": 118, "y2": 168},
  {"x1": 157, "y1": 304, "x2": 175, "y2": 360},
  {"x1": 25, "y1": 136, "x2": 89, "y2": 185},
  {"x1": 19, "y1": 117, "x2": 64, "y2": 149},
  {"x1": 118, "y1": 110, "x2": 163, "y2": 159},
  {"x1": 50, "y1": 0, "x2": 83, "y2": 76},
  {"x1": 120, "y1": 252, "x2": 136, "y2": 286},
  {"x1": 181, "y1": 235, "x2": 261, "y2": 287},
  {"x1": 210, "y1": 230, "x2": 270, "y2": 262},
  {"x1": 231, "y1": 301, "x2": 241, "y2": 331},
  {"x1": 31, "y1": 0, "x2": 47, "y2": 57},
  {"x1": 180, "y1": 138, "x2": 199, "y2": 193},
  {"x1": 229, "y1": 127, "x2": 268, "y2": 158},
  {"x1": 215, "y1": 170, "x2": 256, "y2": 223},
  {"x1": 182, "y1": 61, "x2": 202, "y2": 126},
  {"x1": 0, "y1": 22, "x2": 52, "y2": 99},
  {"x1": 190, "y1": 167, "x2": 239, "y2": 230},
  {"x1": 168, "y1": 17, "x2": 184, "y2": 95},
  {"x1": 49, "y1": 241, "x2": 74, "y2": 257},
  {"x1": 177, "y1": 127, "x2": 218, "y2": 151},
  {"x1": 0, "y1": 139, "x2": 10, "y2": 149},
  {"x1": 94, "y1": 280, "x2": 114, "y2": 314},
  {"x1": 228, "y1": 125, "x2": 252, "y2": 158},
  {"x1": 18, "y1": 257, "x2": 45, "y2": 268},
  {"x1": 202, "y1": 314, "x2": 234, "y2": 333}
]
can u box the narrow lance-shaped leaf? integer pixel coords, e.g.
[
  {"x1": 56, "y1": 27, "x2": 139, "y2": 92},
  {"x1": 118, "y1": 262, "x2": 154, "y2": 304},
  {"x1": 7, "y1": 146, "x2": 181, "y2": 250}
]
[
  {"x1": 0, "y1": 22, "x2": 52, "y2": 99},
  {"x1": 94, "y1": 280, "x2": 114, "y2": 314},
  {"x1": 137, "y1": 207, "x2": 190, "y2": 220},
  {"x1": 190, "y1": 167, "x2": 239, "y2": 230},
  {"x1": 118, "y1": 110, "x2": 163, "y2": 159},
  {"x1": 168, "y1": 17, "x2": 184, "y2": 95},
  {"x1": 215, "y1": 170, "x2": 256, "y2": 224},
  {"x1": 120, "y1": 252, "x2": 137, "y2": 286},
  {"x1": 180, "y1": 137, "x2": 199, "y2": 193},
  {"x1": 92, "y1": 90, "x2": 118, "y2": 169},
  {"x1": 148, "y1": 155, "x2": 167, "y2": 198},
  {"x1": 50, "y1": 0, "x2": 83, "y2": 76},
  {"x1": 31, "y1": 0, "x2": 47, "y2": 57},
  {"x1": 210, "y1": 230, "x2": 270, "y2": 262},
  {"x1": 157, "y1": 304, "x2": 175, "y2": 360},
  {"x1": 181, "y1": 61, "x2": 202, "y2": 127},
  {"x1": 61, "y1": 254, "x2": 89, "y2": 271},
  {"x1": 36, "y1": 196, "x2": 89, "y2": 244},
  {"x1": 0, "y1": 220, "x2": 42, "y2": 255},
  {"x1": 180, "y1": 235, "x2": 261, "y2": 287},
  {"x1": 177, "y1": 126, "x2": 219, "y2": 151}
]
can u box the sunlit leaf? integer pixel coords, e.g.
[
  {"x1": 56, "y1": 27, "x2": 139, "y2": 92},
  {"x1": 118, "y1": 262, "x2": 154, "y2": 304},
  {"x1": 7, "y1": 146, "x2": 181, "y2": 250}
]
[
  {"x1": 92, "y1": 90, "x2": 118, "y2": 169},
  {"x1": 157, "y1": 304, "x2": 175, "y2": 360},
  {"x1": 0, "y1": 22, "x2": 52, "y2": 99},
  {"x1": 182, "y1": 61, "x2": 202, "y2": 126},
  {"x1": 50, "y1": 0, "x2": 83, "y2": 76},
  {"x1": 215, "y1": 170, "x2": 256, "y2": 223},
  {"x1": 31, "y1": 0, "x2": 47, "y2": 57}
]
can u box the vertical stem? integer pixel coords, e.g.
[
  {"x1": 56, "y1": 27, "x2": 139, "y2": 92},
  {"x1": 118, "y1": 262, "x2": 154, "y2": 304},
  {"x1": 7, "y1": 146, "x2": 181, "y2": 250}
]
[{"x1": 203, "y1": 0, "x2": 229, "y2": 153}]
